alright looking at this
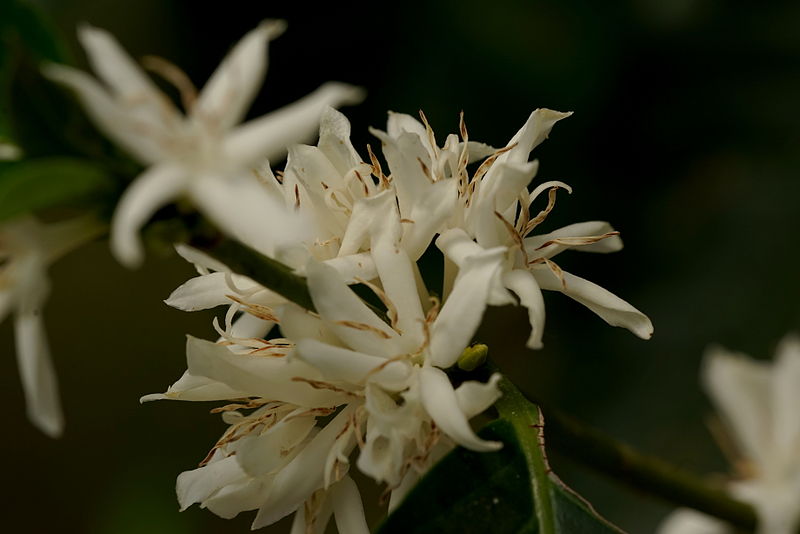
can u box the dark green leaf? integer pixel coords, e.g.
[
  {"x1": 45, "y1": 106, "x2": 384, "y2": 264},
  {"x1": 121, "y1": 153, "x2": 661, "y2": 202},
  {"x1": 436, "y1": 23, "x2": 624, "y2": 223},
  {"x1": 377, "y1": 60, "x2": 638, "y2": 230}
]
[
  {"x1": 376, "y1": 377, "x2": 624, "y2": 534},
  {"x1": 0, "y1": 157, "x2": 114, "y2": 221}
]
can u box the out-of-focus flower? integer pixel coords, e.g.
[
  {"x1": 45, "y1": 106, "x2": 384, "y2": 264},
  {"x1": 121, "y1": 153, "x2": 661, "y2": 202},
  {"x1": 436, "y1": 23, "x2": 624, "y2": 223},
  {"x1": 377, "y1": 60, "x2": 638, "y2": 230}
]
[
  {"x1": 373, "y1": 109, "x2": 652, "y2": 348},
  {"x1": 659, "y1": 335, "x2": 800, "y2": 534},
  {"x1": 0, "y1": 215, "x2": 101, "y2": 436},
  {"x1": 44, "y1": 22, "x2": 363, "y2": 267}
]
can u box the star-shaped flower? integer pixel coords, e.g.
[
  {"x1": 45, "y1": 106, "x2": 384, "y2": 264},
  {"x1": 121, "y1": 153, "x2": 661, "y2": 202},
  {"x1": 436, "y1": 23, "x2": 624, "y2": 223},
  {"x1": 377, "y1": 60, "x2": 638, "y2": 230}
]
[
  {"x1": 0, "y1": 216, "x2": 101, "y2": 436},
  {"x1": 45, "y1": 22, "x2": 364, "y2": 267},
  {"x1": 659, "y1": 335, "x2": 800, "y2": 534}
]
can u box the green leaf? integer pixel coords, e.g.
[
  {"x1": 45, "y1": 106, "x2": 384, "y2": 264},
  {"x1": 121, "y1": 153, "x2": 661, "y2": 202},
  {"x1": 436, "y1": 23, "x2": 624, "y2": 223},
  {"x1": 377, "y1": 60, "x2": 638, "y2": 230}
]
[
  {"x1": 0, "y1": 157, "x2": 114, "y2": 221},
  {"x1": 376, "y1": 377, "x2": 623, "y2": 534},
  {"x1": 1, "y1": 0, "x2": 71, "y2": 64}
]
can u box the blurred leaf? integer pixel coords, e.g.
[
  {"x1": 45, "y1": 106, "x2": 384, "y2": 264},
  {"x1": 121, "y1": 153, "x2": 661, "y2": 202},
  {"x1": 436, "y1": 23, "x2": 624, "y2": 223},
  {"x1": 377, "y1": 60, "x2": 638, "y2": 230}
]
[
  {"x1": 377, "y1": 377, "x2": 622, "y2": 534},
  {"x1": 0, "y1": 0, "x2": 72, "y2": 158},
  {"x1": 0, "y1": 157, "x2": 113, "y2": 221}
]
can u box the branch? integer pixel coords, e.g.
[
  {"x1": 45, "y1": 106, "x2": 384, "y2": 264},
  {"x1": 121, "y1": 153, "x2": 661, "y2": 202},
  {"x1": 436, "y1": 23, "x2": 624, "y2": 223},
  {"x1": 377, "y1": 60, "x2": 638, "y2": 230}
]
[{"x1": 542, "y1": 407, "x2": 758, "y2": 531}]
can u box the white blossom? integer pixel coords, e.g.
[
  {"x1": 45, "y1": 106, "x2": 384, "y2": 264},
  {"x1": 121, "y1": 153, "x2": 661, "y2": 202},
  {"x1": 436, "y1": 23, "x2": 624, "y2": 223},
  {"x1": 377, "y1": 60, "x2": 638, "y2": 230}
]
[
  {"x1": 372, "y1": 109, "x2": 652, "y2": 348},
  {"x1": 0, "y1": 216, "x2": 101, "y2": 436},
  {"x1": 659, "y1": 335, "x2": 800, "y2": 534},
  {"x1": 44, "y1": 22, "x2": 363, "y2": 268}
]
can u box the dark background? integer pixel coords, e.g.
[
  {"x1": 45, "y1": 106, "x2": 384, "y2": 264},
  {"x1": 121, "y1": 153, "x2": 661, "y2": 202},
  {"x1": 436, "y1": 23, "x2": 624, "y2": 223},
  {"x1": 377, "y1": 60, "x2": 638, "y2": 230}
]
[{"x1": 3, "y1": 0, "x2": 800, "y2": 532}]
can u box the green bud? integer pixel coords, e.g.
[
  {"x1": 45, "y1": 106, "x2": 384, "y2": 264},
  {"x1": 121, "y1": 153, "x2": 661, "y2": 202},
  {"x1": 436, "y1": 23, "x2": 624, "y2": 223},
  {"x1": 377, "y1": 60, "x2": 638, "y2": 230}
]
[{"x1": 457, "y1": 343, "x2": 488, "y2": 371}]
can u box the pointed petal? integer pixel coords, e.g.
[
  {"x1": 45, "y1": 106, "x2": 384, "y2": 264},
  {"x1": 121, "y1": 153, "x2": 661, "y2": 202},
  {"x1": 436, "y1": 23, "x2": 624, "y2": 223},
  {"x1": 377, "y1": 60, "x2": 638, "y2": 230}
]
[
  {"x1": 189, "y1": 173, "x2": 310, "y2": 258},
  {"x1": 318, "y1": 107, "x2": 362, "y2": 175},
  {"x1": 332, "y1": 476, "x2": 370, "y2": 534},
  {"x1": 42, "y1": 63, "x2": 163, "y2": 163},
  {"x1": 491, "y1": 108, "x2": 572, "y2": 170},
  {"x1": 77, "y1": 24, "x2": 161, "y2": 101},
  {"x1": 205, "y1": 477, "x2": 273, "y2": 519},
  {"x1": 702, "y1": 346, "x2": 772, "y2": 468},
  {"x1": 111, "y1": 164, "x2": 187, "y2": 268},
  {"x1": 420, "y1": 367, "x2": 501, "y2": 451},
  {"x1": 295, "y1": 339, "x2": 411, "y2": 389},
  {"x1": 429, "y1": 247, "x2": 508, "y2": 368},
  {"x1": 401, "y1": 179, "x2": 457, "y2": 260},
  {"x1": 524, "y1": 221, "x2": 623, "y2": 260},
  {"x1": 185, "y1": 336, "x2": 344, "y2": 407},
  {"x1": 165, "y1": 272, "x2": 259, "y2": 311},
  {"x1": 252, "y1": 405, "x2": 356, "y2": 528},
  {"x1": 14, "y1": 310, "x2": 63, "y2": 437},
  {"x1": 196, "y1": 20, "x2": 286, "y2": 129},
  {"x1": 140, "y1": 370, "x2": 247, "y2": 403},
  {"x1": 455, "y1": 373, "x2": 503, "y2": 419},
  {"x1": 229, "y1": 311, "x2": 273, "y2": 340},
  {"x1": 176, "y1": 455, "x2": 247, "y2": 511},
  {"x1": 278, "y1": 303, "x2": 339, "y2": 346},
  {"x1": 502, "y1": 269, "x2": 546, "y2": 349},
  {"x1": 305, "y1": 261, "x2": 401, "y2": 357},
  {"x1": 369, "y1": 196, "x2": 425, "y2": 347},
  {"x1": 225, "y1": 82, "x2": 365, "y2": 166},
  {"x1": 175, "y1": 243, "x2": 231, "y2": 273},
  {"x1": 533, "y1": 266, "x2": 653, "y2": 340}
]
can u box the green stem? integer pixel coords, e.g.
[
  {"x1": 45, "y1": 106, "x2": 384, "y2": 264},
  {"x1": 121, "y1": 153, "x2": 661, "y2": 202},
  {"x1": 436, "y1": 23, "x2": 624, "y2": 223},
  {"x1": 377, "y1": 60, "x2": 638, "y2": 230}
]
[
  {"x1": 195, "y1": 237, "x2": 317, "y2": 312},
  {"x1": 542, "y1": 407, "x2": 757, "y2": 532},
  {"x1": 494, "y1": 377, "x2": 556, "y2": 532}
]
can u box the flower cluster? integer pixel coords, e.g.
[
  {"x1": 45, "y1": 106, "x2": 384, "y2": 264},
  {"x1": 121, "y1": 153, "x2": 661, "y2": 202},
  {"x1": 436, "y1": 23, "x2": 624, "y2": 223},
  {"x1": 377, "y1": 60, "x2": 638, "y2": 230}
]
[
  {"x1": 36, "y1": 19, "x2": 651, "y2": 531},
  {"x1": 659, "y1": 336, "x2": 800, "y2": 534}
]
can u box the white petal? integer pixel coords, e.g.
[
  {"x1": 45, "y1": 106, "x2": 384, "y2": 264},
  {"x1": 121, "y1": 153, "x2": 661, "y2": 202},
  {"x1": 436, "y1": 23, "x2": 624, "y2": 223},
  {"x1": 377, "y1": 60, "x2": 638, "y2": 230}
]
[
  {"x1": 369, "y1": 197, "x2": 425, "y2": 347},
  {"x1": 436, "y1": 227, "x2": 484, "y2": 267},
  {"x1": 225, "y1": 82, "x2": 365, "y2": 167},
  {"x1": 321, "y1": 253, "x2": 377, "y2": 284},
  {"x1": 176, "y1": 455, "x2": 247, "y2": 511},
  {"x1": 278, "y1": 303, "x2": 339, "y2": 346},
  {"x1": 111, "y1": 163, "x2": 188, "y2": 268},
  {"x1": 77, "y1": 24, "x2": 161, "y2": 103},
  {"x1": 490, "y1": 108, "x2": 572, "y2": 170},
  {"x1": 502, "y1": 269, "x2": 546, "y2": 349},
  {"x1": 305, "y1": 261, "x2": 401, "y2": 357},
  {"x1": 237, "y1": 415, "x2": 317, "y2": 477},
  {"x1": 524, "y1": 221, "x2": 623, "y2": 260},
  {"x1": 331, "y1": 476, "x2": 369, "y2": 534},
  {"x1": 140, "y1": 370, "x2": 247, "y2": 403},
  {"x1": 196, "y1": 20, "x2": 286, "y2": 129},
  {"x1": 174, "y1": 243, "x2": 230, "y2": 273},
  {"x1": 185, "y1": 336, "x2": 344, "y2": 407},
  {"x1": 164, "y1": 272, "x2": 259, "y2": 311},
  {"x1": 455, "y1": 373, "x2": 503, "y2": 419},
  {"x1": 702, "y1": 346, "x2": 772, "y2": 468},
  {"x1": 656, "y1": 508, "x2": 729, "y2": 534},
  {"x1": 229, "y1": 312, "x2": 274, "y2": 340},
  {"x1": 533, "y1": 266, "x2": 653, "y2": 340},
  {"x1": 772, "y1": 334, "x2": 800, "y2": 464},
  {"x1": 14, "y1": 310, "x2": 63, "y2": 437},
  {"x1": 42, "y1": 63, "x2": 163, "y2": 164},
  {"x1": 189, "y1": 173, "x2": 310, "y2": 258},
  {"x1": 205, "y1": 477, "x2": 273, "y2": 519},
  {"x1": 252, "y1": 405, "x2": 356, "y2": 528},
  {"x1": 429, "y1": 247, "x2": 508, "y2": 368},
  {"x1": 318, "y1": 107, "x2": 362, "y2": 175},
  {"x1": 295, "y1": 339, "x2": 411, "y2": 389},
  {"x1": 338, "y1": 191, "x2": 395, "y2": 257},
  {"x1": 401, "y1": 179, "x2": 457, "y2": 260},
  {"x1": 420, "y1": 367, "x2": 501, "y2": 451},
  {"x1": 369, "y1": 127, "x2": 431, "y2": 217}
]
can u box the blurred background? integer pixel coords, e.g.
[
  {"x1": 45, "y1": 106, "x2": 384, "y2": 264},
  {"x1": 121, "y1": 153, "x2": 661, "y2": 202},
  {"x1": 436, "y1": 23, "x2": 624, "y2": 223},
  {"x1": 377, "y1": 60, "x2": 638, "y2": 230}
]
[{"x1": 3, "y1": 0, "x2": 800, "y2": 532}]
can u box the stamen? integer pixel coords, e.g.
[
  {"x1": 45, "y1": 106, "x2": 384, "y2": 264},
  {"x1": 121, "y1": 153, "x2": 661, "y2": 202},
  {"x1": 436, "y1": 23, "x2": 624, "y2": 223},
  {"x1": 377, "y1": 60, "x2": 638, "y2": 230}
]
[
  {"x1": 534, "y1": 231, "x2": 620, "y2": 251},
  {"x1": 141, "y1": 55, "x2": 198, "y2": 112}
]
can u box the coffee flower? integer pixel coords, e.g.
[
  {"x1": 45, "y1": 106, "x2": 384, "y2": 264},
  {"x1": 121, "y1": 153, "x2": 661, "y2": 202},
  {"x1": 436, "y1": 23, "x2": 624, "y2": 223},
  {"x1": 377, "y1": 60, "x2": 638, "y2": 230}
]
[
  {"x1": 1, "y1": 216, "x2": 101, "y2": 436},
  {"x1": 44, "y1": 22, "x2": 363, "y2": 267},
  {"x1": 373, "y1": 109, "x2": 652, "y2": 348},
  {"x1": 659, "y1": 335, "x2": 800, "y2": 534}
]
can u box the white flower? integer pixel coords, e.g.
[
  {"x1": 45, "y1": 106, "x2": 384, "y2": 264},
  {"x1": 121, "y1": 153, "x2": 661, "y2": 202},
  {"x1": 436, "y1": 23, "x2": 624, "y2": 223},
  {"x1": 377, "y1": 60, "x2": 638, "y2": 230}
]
[
  {"x1": 289, "y1": 194, "x2": 504, "y2": 494},
  {"x1": 658, "y1": 335, "x2": 800, "y2": 534},
  {"x1": 0, "y1": 216, "x2": 101, "y2": 436},
  {"x1": 372, "y1": 109, "x2": 652, "y2": 348},
  {"x1": 44, "y1": 22, "x2": 364, "y2": 267}
]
